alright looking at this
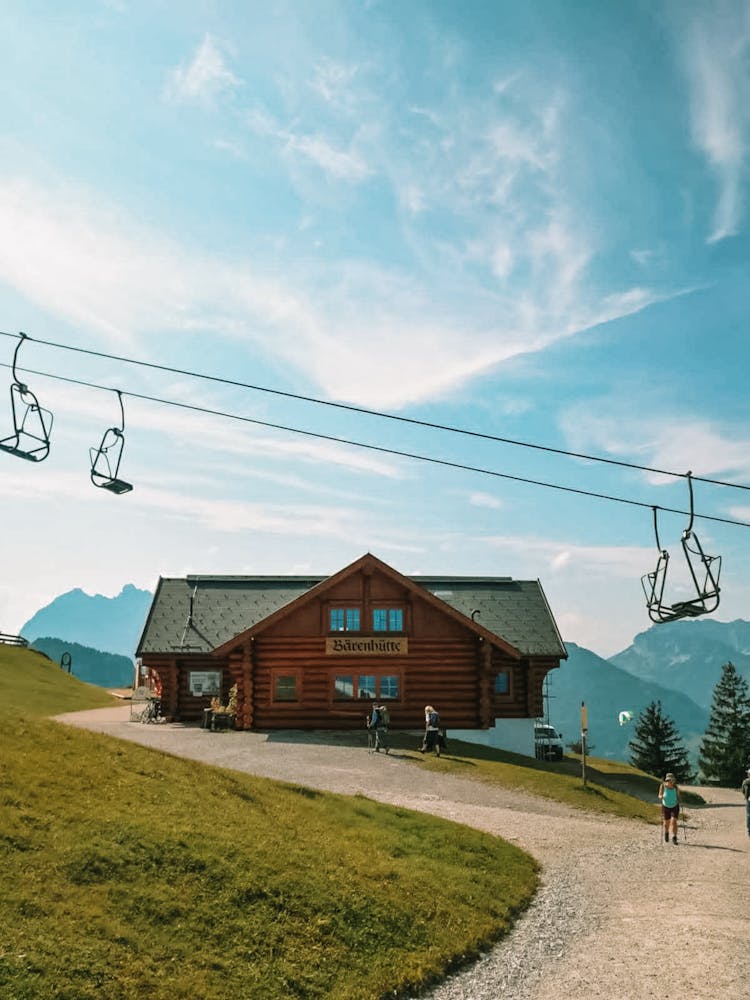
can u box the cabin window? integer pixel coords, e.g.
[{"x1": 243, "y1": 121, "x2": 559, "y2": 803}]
[
  {"x1": 329, "y1": 607, "x2": 361, "y2": 632},
  {"x1": 333, "y1": 673, "x2": 400, "y2": 701},
  {"x1": 494, "y1": 671, "x2": 510, "y2": 695},
  {"x1": 358, "y1": 675, "x2": 376, "y2": 699},
  {"x1": 372, "y1": 608, "x2": 404, "y2": 632},
  {"x1": 188, "y1": 670, "x2": 222, "y2": 697},
  {"x1": 380, "y1": 675, "x2": 399, "y2": 699},
  {"x1": 273, "y1": 674, "x2": 299, "y2": 702},
  {"x1": 334, "y1": 675, "x2": 354, "y2": 699}
]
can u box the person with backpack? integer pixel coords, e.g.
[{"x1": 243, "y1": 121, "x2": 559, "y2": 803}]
[
  {"x1": 658, "y1": 772, "x2": 681, "y2": 844},
  {"x1": 742, "y1": 768, "x2": 750, "y2": 838},
  {"x1": 367, "y1": 702, "x2": 389, "y2": 753},
  {"x1": 422, "y1": 705, "x2": 441, "y2": 756}
]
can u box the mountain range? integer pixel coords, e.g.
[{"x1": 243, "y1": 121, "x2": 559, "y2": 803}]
[
  {"x1": 20, "y1": 584, "x2": 152, "y2": 660},
  {"x1": 30, "y1": 637, "x2": 136, "y2": 689},
  {"x1": 18, "y1": 584, "x2": 749, "y2": 764}
]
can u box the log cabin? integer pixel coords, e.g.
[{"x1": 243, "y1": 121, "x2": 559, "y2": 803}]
[{"x1": 136, "y1": 552, "x2": 567, "y2": 754}]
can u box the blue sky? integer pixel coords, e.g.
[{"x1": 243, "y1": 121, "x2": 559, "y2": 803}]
[{"x1": 0, "y1": 0, "x2": 748, "y2": 656}]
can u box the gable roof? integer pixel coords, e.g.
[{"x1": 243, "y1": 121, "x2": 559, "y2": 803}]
[
  {"x1": 211, "y1": 553, "x2": 523, "y2": 658},
  {"x1": 136, "y1": 553, "x2": 566, "y2": 660}
]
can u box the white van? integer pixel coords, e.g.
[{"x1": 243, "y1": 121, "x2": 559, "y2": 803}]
[{"x1": 534, "y1": 723, "x2": 564, "y2": 761}]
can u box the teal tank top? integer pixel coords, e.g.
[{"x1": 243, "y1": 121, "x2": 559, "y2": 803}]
[{"x1": 662, "y1": 786, "x2": 678, "y2": 807}]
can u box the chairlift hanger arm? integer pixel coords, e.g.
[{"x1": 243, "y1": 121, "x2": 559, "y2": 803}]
[
  {"x1": 642, "y1": 473, "x2": 721, "y2": 624},
  {"x1": 89, "y1": 388, "x2": 133, "y2": 494},
  {"x1": 0, "y1": 332, "x2": 53, "y2": 462}
]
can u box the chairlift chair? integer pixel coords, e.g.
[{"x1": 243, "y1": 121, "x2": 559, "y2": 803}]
[
  {"x1": 641, "y1": 473, "x2": 721, "y2": 624},
  {"x1": 89, "y1": 390, "x2": 133, "y2": 494},
  {"x1": 0, "y1": 333, "x2": 53, "y2": 462}
]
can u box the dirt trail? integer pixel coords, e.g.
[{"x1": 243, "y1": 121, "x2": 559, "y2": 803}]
[{"x1": 56, "y1": 706, "x2": 750, "y2": 1000}]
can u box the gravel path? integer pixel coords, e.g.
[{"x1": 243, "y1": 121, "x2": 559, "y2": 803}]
[{"x1": 56, "y1": 706, "x2": 749, "y2": 1000}]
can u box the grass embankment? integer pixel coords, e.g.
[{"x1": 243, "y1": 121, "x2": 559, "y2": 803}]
[
  {"x1": 386, "y1": 734, "x2": 704, "y2": 820},
  {"x1": 0, "y1": 648, "x2": 538, "y2": 1000}
]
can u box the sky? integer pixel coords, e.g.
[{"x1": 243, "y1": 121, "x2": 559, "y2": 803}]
[{"x1": 0, "y1": 0, "x2": 749, "y2": 657}]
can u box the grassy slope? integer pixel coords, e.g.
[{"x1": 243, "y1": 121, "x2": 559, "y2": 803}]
[
  {"x1": 0, "y1": 649, "x2": 538, "y2": 1000},
  {"x1": 391, "y1": 735, "x2": 704, "y2": 820}
]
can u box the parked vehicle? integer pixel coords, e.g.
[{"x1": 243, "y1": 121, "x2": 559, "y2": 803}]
[{"x1": 534, "y1": 722, "x2": 564, "y2": 761}]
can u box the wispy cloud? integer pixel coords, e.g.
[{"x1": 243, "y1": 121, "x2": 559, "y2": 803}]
[
  {"x1": 679, "y1": 4, "x2": 750, "y2": 242},
  {"x1": 0, "y1": 171, "x2": 680, "y2": 410},
  {"x1": 559, "y1": 405, "x2": 750, "y2": 483},
  {"x1": 13, "y1": 378, "x2": 408, "y2": 481},
  {"x1": 309, "y1": 58, "x2": 360, "y2": 109},
  {"x1": 245, "y1": 108, "x2": 371, "y2": 182},
  {"x1": 482, "y1": 533, "x2": 651, "y2": 579},
  {"x1": 467, "y1": 491, "x2": 504, "y2": 510},
  {"x1": 164, "y1": 35, "x2": 242, "y2": 107}
]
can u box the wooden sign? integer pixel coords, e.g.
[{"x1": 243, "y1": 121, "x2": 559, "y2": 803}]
[{"x1": 326, "y1": 636, "x2": 408, "y2": 655}]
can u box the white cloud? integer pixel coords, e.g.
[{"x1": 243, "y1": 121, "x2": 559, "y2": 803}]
[
  {"x1": 559, "y1": 406, "x2": 750, "y2": 484},
  {"x1": 467, "y1": 491, "x2": 503, "y2": 510},
  {"x1": 245, "y1": 108, "x2": 371, "y2": 183},
  {"x1": 309, "y1": 59, "x2": 360, "y2": 108},
  {"x1": 290, "y1": 134, "x2": 371, "y2": 182},
  {"x1": 482, "y1": 533, "x2": 651, "y2": 579},
  {"x1": 0, "y1": 172, "x2": 678, "y2": 411},
  {"x1": 680, "y1": 6, "x2": 750, "y2": 242},
  {"x1": 164, "y1": 35, "x2": 242, "y2": 107},
  {"x1": 20, "y1": 379, "x2": 407, "y2": 481}
]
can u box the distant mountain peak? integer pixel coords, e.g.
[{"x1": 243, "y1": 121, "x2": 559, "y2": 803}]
[{"x1": 21, "y1": 584, "x2": 154, "y2": 659}]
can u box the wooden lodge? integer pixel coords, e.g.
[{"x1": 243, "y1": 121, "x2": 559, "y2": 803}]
[{"x1": 136, "y1": 553, "x2": 567, "y2": 750}]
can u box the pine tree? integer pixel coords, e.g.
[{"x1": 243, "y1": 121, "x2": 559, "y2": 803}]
[
  {"x1": 698, "y1": 661, "x2": 750, "y2": 786},
  {"x1": 628, "y1": 700, "x2": 694, "y2": 781}
]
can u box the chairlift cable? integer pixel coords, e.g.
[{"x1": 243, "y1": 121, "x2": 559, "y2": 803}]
[
  {"x1": 4, "y1": 359, "x2": 750, "y2": 530},
  {"x1": 1, "y1": 329, "x2": 748, "y2": 494}
]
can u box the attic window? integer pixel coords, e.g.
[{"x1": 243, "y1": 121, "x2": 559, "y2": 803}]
[
  {"x1": 329, "y1": 607, "x2": 361, "y2": 632},
  {"x1": 373, "y1": 608, "x2": 403, "y2": 632}
]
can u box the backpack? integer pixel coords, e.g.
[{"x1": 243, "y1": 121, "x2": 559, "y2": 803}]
[
  {"x1": 379, "y1": 705, "x2": 390, "y2": 728},
  {"x1": 368, "y1": 707, "x2": 380, "y2": 729},
  {"x1": 428, "y1": 710, "x2": 440, "y2": 728}
]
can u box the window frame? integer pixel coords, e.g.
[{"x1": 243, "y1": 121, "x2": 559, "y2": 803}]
[
  {"x1": 372, "y1": 607, "x2": 405, "y2": 632},
  {"x1": 493, "y1": 670, "x2": 511, "y2": 698},
  {"x1": 328, "y1": 606, "x2": 362, "y2": 633},
  {"x1": 271, "y1": 670, "x2": 302, "y2": 703},
  {"x1": 331, "y1": 671, "x2": 402, "y2": 702}
]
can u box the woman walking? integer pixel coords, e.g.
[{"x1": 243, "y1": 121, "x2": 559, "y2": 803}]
[{"x1": 658, "y1": 772, "x2": 681, "y2": 844}]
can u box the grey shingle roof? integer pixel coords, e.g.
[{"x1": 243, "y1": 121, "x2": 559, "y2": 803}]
[
  {"x1": 137, "y1": 571, "x2": 566, "y2": 660},
  {"x1": 414, "y1": 577, "x2": 567, "y2": 658},
  {"x1": 136, "y1": 576, "x2": 325, "y2": 655}
]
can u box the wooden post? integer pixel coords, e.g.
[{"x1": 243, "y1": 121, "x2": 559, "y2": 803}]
[{"x1": 581, "y1": 700, "x2": 588, "y2": 788}]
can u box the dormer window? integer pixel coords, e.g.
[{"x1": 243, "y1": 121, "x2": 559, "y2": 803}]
[{"x1": 329, "y1": 607, "x2": 361, "y2": 632}]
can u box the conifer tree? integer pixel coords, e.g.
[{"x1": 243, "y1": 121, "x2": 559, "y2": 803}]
[
  {"x1": 698, "y1": 662, "x2": 750, "y2": 786},
  {"x1": 628, "y1": 700, "x2": 694, "y2": 781}
]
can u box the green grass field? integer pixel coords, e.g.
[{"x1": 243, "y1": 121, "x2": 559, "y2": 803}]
[
  {"x1": 0, "y1": 648, "x2": 540, "y2": 1000},
  {"x1": 392, "y1": 734, "x2": 704, "y2": 820}
]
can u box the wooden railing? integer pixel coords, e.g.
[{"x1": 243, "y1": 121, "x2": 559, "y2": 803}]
[{"x1": 0, "y1": 632, "x2": 28, "y2": 647}]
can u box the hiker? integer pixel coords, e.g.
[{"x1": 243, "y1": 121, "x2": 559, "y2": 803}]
[
  {"x1": 742, "y1": 768, "x2": 750, "y2": 838},
  {"x1": 421, "y1": 705, "x2": 441, "y2": 756},
  {"x1": 658, "y1": 772, "x2": 681, "y2": 844},
  {"x1": 367, "y1": 702, "x2": 389, "y2": 752}
]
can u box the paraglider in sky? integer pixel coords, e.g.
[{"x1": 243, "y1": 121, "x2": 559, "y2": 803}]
[{"x1": 618, "y1": 710, "x2": 633, "y2": 726}]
